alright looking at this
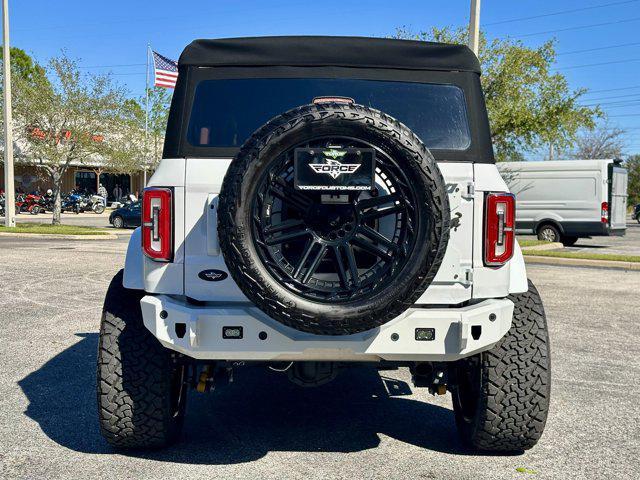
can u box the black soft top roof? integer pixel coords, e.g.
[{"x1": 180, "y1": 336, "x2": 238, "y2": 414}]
[{"x1": 179, "y1": 36, "x2": 481, "y2": 74}]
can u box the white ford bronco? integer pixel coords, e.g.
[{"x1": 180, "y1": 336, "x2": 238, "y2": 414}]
[{"x1": 97, "y1": 36, "x2": 550, "y2": 452}]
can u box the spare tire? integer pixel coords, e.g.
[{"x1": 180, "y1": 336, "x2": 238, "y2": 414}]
[{"x1": 218, "y1": 102, "x2": 449, "y2": 335}]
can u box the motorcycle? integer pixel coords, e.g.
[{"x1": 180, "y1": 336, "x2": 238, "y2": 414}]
[
  {"x1": 61, "y1": 192, "x2": 86, "y2": 214},
  {"x1": 37, "y1": 191, "x2": 55, "y2": 213},
  {"x1": 23, "y1": 192, "x2": 45, "y2": 215},
  {"x1": 111, "y1": 194, "x2": 138, "y2": 209},
  {"x1": 14, "y1": 193, "x2": 27, "y2": 214},
  {"x1": 1, "y1": 192, "x2": 22, "y2": 216},
  {"x1": 88, "y1": 194, "x2": 106, "y2": 214}
]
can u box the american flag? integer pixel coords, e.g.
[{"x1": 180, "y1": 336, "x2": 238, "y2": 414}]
[{"x1": 152, "y1": 51, "x2": 178, "y2": 88}]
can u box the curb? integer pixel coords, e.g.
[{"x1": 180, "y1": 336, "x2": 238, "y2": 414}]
[
  {"x1": 0, "y1": 232, "x2": 118, "y2": 240},
  {"x1": 524, "y1": 255, "x2": 640, "y2": 271},
  {"x1": 520, "y1": 242, "x2": 563, "y2": 251}
]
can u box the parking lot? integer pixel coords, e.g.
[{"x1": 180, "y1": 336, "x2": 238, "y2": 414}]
[
  {"x1": 519, "y1": 216, "x2": 640, "y2": 256},
  {"x1": 0, "y1": 235, "x2": 638, "y2": 480}
]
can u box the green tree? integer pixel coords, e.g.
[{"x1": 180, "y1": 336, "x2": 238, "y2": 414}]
[
  {"x1": 146, "y1": 87, "x2": 171, "y2": 139},
  {"x1": 105, "y1": 100, "x2": 146, "y2": 175},
  {"x1": 0, "y1": 48, "x2": 50, "y2": 158},
  {"x1": 394, "y1": 27, "x2": 601, "y2": 161},
  {"x1": 118, "y1": 87, "x2": 171, "y2": 175},
  {"x1": 146, "y1": 87, "x2": 172, "y2": 168},
  {"x1": 0, "y1": 47, "x2": 48, "y2": 87},
  {"x1": 626, "y1": 155, "x2": 640, "y2": 207},
  {"x1": 12, "y1": 53, "x2": 136, "y2": 224},
  {"x1": 101, "y1": 87, "x2": 171, "y2": 181}
]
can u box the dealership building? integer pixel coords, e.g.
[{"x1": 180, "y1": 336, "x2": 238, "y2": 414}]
[{"x1": 0, "y1": 160, "x2": 148, "y2": 201}]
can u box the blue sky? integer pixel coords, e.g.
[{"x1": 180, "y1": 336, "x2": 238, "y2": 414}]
[{"x1": 8, "y1": 0, "x2": 640, "y2": 155}]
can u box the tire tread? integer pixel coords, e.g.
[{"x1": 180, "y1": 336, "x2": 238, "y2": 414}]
[
  {"x1": 217, "y1": 102, "x2": 450, "y2": 335},
  {"x1": 96, "y1": 270, "x2": 184, "y2": 448},
  {"x1": 456, "y1": 280, "x2": 551, "y2": 451}
]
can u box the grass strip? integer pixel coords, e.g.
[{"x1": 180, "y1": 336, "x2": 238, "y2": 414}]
[
  {"x1": 0, "y1": 223, "x2": 108, "y2": 236},
  {"x1": 517, "y1": 239, "x2": 549, "y2": 248},
  {"x1": 522, "y1": 249, "x2": 640, "y2": 263}
]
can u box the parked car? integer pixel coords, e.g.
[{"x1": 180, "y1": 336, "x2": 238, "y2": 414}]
[
  {"x1": 634, "y1": 204, "x2": 640, "y2": 224},
  {"x1": 97, "y1": 36, "x2": 550, "y2": 452},
  {"x1": 498, "y1": 159, "x2": 628, "y2": 245},
  {"x1": 108, "y1": 201, "x2": 141, "y2": 228}
]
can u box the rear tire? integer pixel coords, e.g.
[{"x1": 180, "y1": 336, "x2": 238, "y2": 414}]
[
  {"x1": 561, "y1": 236, "x2": 578, "y2": 246},
  {"x1": 93, "y1": 203, "x2": 105, "y2": 214},
  {"x1": 97, "y1": 270, "x2": 187, "y2": 449},
  {"x1": 112, "y1": 216, "x2": 124, "y2": 228},
  {"x1": 537, "y1": 224, "x2": 560, "y2": 243},
  {"x1": 452, "y1": 280, "x2": 551, "y2": 452}
]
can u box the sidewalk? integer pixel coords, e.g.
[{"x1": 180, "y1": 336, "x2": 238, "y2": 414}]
[{"x1": 3, "y1": 211, "x2": 115, "y2": 229}]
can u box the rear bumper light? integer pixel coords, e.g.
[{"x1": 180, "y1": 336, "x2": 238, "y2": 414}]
[
  {"x1": 484, "y1": 192, "x2": 515, "y2": 267},
  {"x1": 141, "y1": 294, "x2": 515, "y2": 361},
  {"x1": 142, "y1": 187, "x2": 173, "y2": 262}
]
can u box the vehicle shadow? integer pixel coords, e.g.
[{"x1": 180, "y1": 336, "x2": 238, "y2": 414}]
[{"x1": 18, "y1": 332, "x2": 502, "y2": 465}]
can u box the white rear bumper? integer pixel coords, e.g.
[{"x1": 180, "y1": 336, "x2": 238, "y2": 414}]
[{"x1": 140, "y1": 295, "x2": 514, "y2": 362}]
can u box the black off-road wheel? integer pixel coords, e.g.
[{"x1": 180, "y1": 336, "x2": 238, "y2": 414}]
[
  {"x1": 97, "y1": 270, "x2": 188, "y2": 449},
  {"x1": 218, "y1": 102, "x2": 449, "y2": 336},
  {"x1": 451, "y1": 280, "x2": 551, "y2": 452}
]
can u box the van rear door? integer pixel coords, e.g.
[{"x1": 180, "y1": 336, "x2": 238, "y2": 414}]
[{"x1": 609, "y1": 163, "x2": 628, "y2": 232}]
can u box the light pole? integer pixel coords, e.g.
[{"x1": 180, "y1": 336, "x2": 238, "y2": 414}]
[
  {"x1": 2, "y1": 0, "x2": 15, "y2": 227},
  {"x1": 468, "y1": 0, "x2": 481, "y2": 56}
]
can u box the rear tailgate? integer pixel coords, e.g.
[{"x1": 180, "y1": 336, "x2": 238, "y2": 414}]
[
  {"x1": 609, "y1": 164, "x2": 628, "y2": 231},
  {"x1": 183, "y1": 158, "x2": 475, "y2": 305}
]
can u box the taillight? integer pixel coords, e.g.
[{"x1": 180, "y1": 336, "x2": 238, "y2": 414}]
[
  {"x1": 484, "y1": 192, "x2": 515, "y2": 267},
  {"x1": 142, "y1": 187, "x2": 173, "y2": 262},
  {"x1": 601, "y1": 201, "x2": 608, "y2": 224}
]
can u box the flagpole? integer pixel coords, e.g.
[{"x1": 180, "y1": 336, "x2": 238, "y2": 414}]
[
  {"x1": 143, "y1": 44, "x2": 151, "y2": 187},
  {"x1": 2, "y1": 0, "x2": 16, "y2": 227}
]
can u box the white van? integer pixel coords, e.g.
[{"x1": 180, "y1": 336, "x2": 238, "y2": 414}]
[{"x1": 498, "y1": 159, "x2": 628, "y2": 245}]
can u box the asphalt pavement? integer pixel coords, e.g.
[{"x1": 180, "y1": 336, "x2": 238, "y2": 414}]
[
  {"x1": 0, "y1": 237, "x2": 638, "y2": 480},
  {"x1": 519, "y1": 218, "x2": 640, "y2": 256},
  {"x1": 563, "y1": 220, "x2": 640, "y2": 256}
]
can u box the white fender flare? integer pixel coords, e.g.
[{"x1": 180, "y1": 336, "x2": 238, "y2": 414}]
[
  {"x1": 123, "y1": 227, "x2": 144, "y2": 290},
  {"x1": 509, "y1": 241, "x2": 529, "y2": 294}
]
